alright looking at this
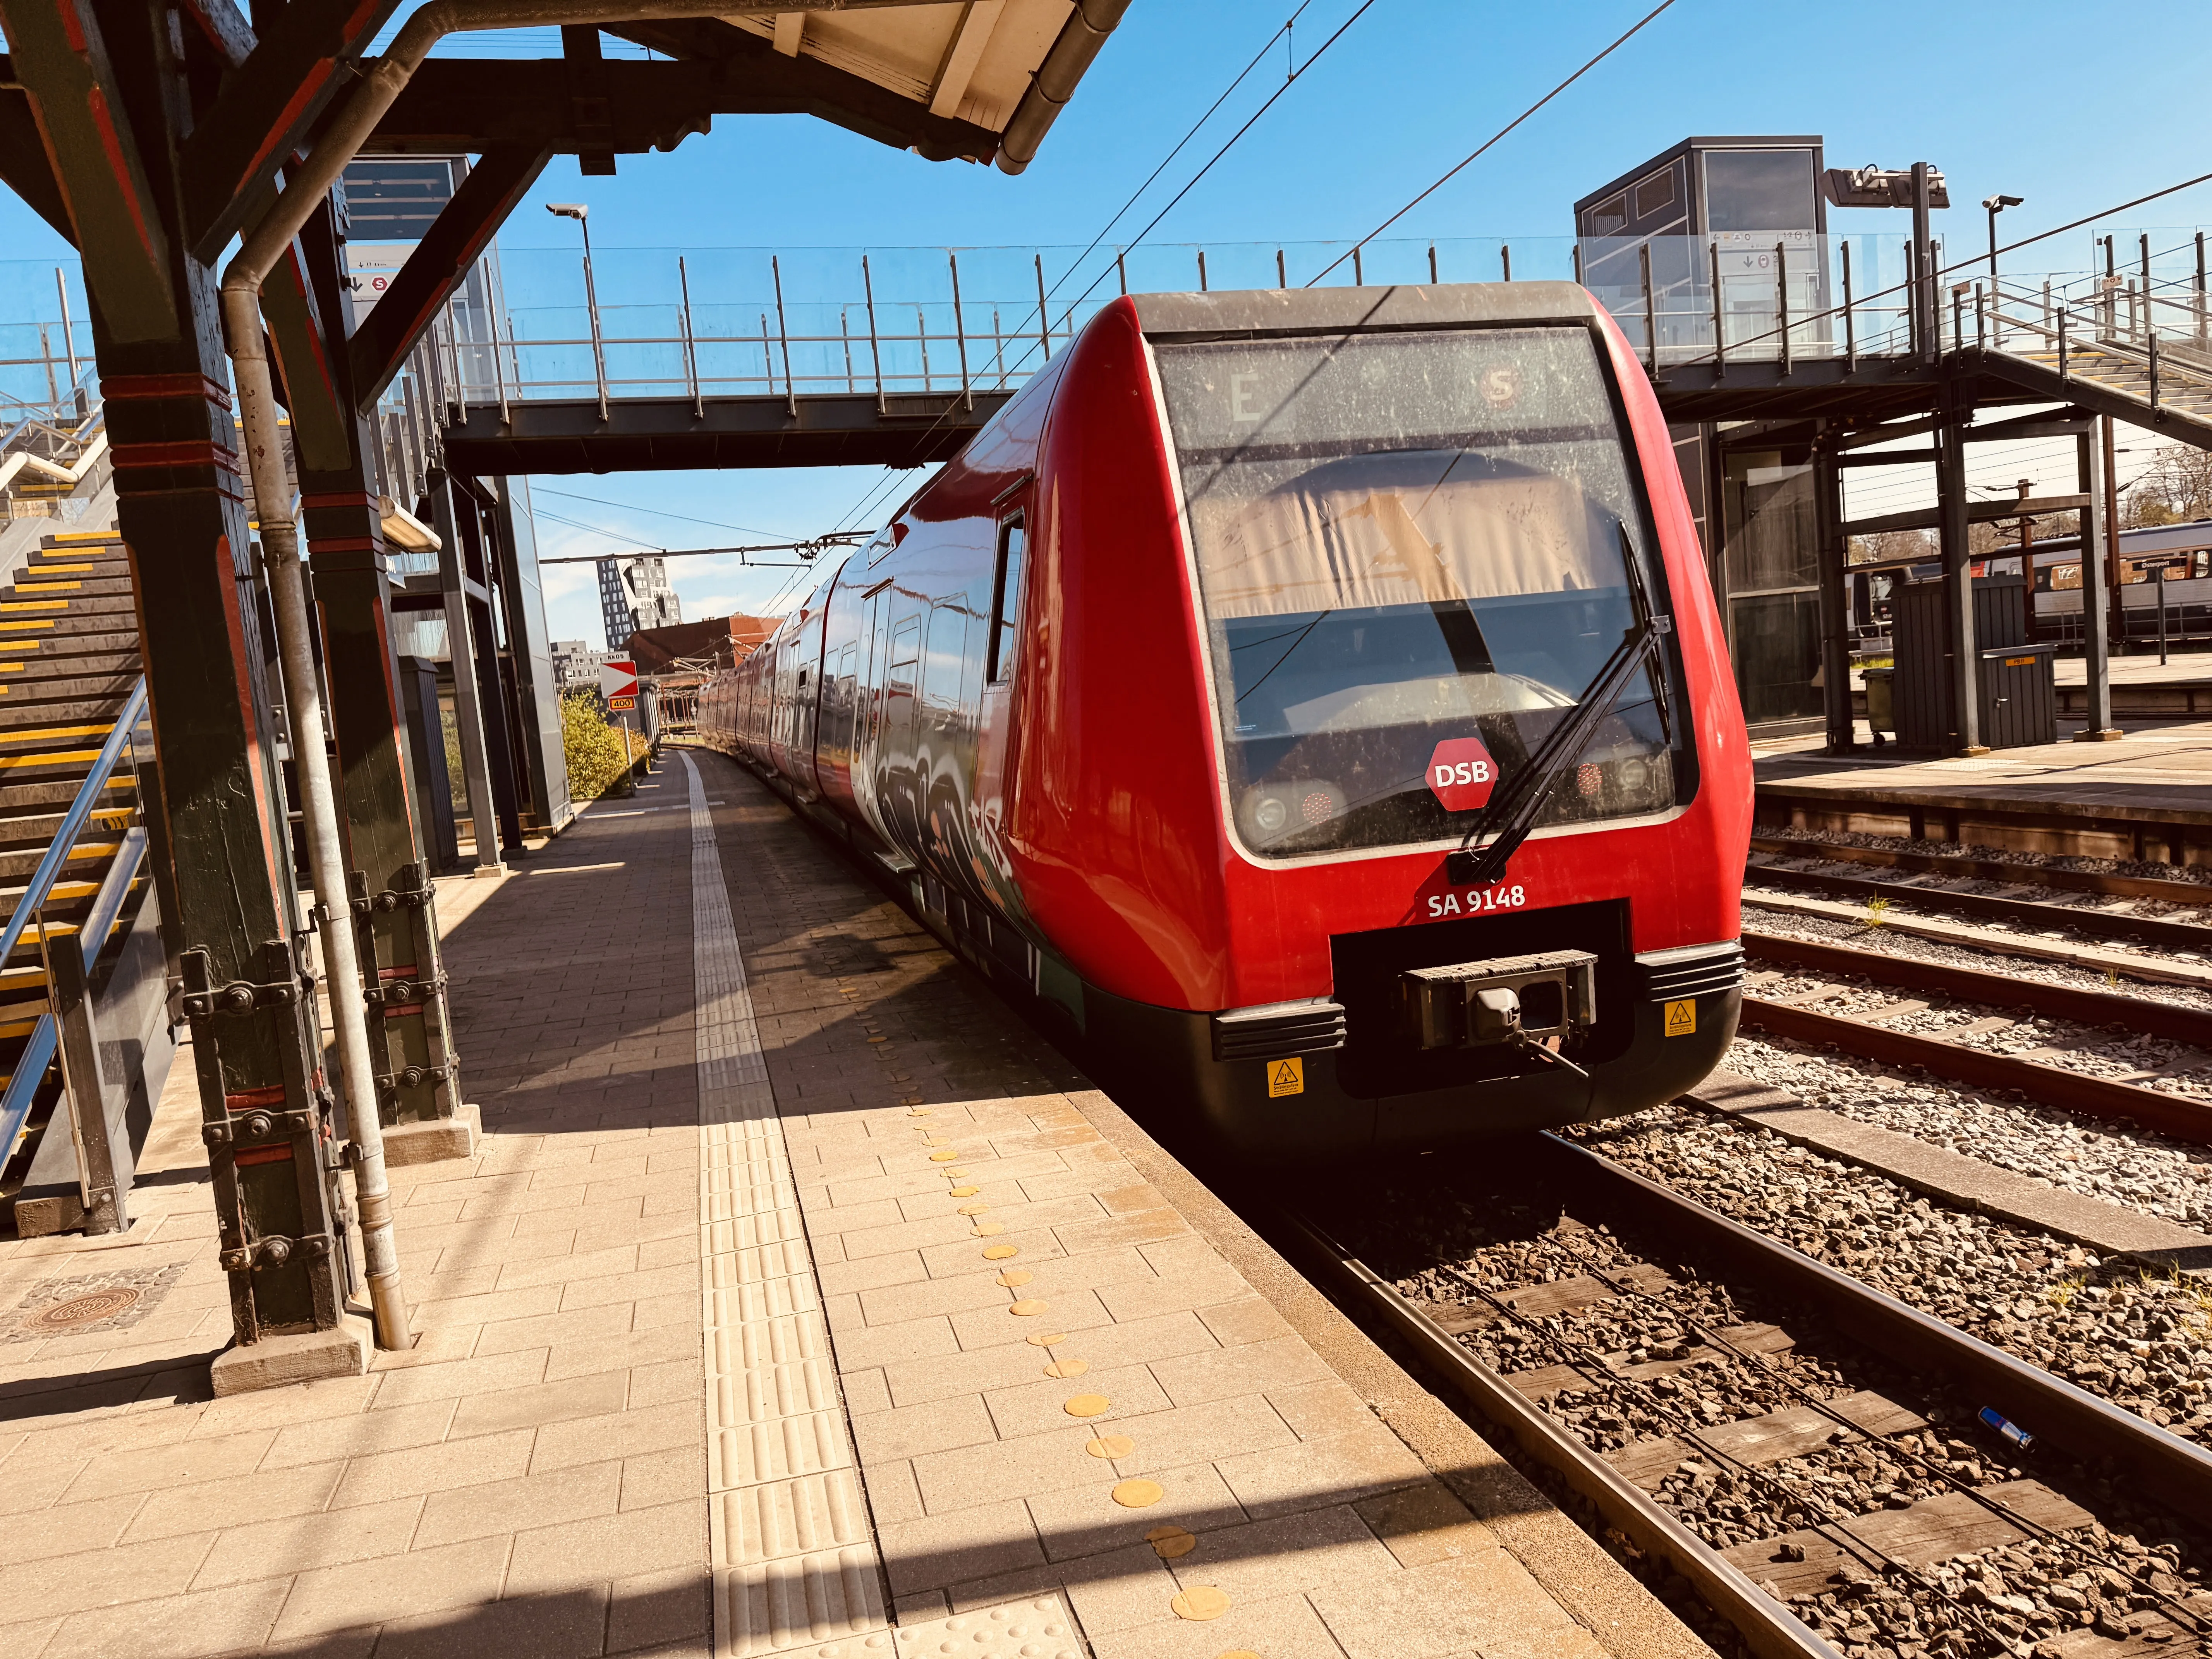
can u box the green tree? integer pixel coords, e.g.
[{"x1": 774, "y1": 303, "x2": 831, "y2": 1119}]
[{"x1": 562, "y1": 690, "x2": 633, "y2": 801}]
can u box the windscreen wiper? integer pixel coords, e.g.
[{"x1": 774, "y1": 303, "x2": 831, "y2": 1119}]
[{"x1": 1445, "y1": 526, "x2": 1671, "y2": 890}]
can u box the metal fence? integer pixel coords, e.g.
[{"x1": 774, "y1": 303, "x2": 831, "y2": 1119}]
[{"x1": 5, "y1": 228, "x2": 2205, "y2": 467}]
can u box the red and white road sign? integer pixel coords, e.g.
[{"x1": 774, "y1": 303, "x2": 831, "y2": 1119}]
[
  {"x1": 599, "y1": 659, "x2": 637, "y2": 702},
  {"x1": 1425, "y1": 736, "x2": 1498, "y2": 812}
]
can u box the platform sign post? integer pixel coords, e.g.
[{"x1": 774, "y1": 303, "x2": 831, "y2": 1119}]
[{"x1": 600, "y1": 659, "x2": 639, "y2": 791}]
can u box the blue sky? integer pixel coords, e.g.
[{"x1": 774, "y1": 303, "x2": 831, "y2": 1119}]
[{"x1": 9, "y1": 0, "x2": 2212, "y2": 641}]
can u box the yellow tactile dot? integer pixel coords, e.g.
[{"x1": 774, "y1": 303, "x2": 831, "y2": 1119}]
[
  {"x1": 1063, "y1": 1395, "x2": 1111, "y2": 1418},
  {"x1": 949, "y1": 1186, "x2": 979, "y2": 1198},
  {"x1": 995, "y1": 1270, "x2": 1032, "y2": 1288},
  {"x1": 957, "y1": 1202, "x2": 988, "y2": 1216},
  {"x1": 1085, "y1": 1434, "x2": 1133, "y2": 1459},
  {"x1": 1112, "y1": 1478, "x2": 1165, "y2": 1507},
  {"x1": 1008, "y1": 1300, "x2": 1049, "y2": 1317},
  {"x1": 983, "y1": 1245, "x2": 1019, "y2": 1261},
  {"x1": 928, "y1": 1151, "x2": 959, "y2": 1163},
  {"x1": 1147, "y1": 1525, "x2": 1197, "y2": 1559},
  {"x1": 866, "y1": 1035, "x2": 887, "y2": 1043},
  {"x1": 1025, "y1": 1330, "x2": 1066, "y2": 1347},
  {"x1": 1043, "y1": 1357, "x2": 1088, "y2": 1379},
  {"x1": 1216, "y1": 1651, "x2": 1262, "y2": 1659},
  {"x1": 971, "y1": 1222, "x2": 1004, "y2": 1237},
  {"x1": 942, "y1": 1169, "x2": 967, "y2": 1179},
  {"x1": 1171, "y1": 1587, "x2": 1230, "y2": 1621},
  {"x1": 906, "y1": 1107, "x2": 931, "y2": 1116}
]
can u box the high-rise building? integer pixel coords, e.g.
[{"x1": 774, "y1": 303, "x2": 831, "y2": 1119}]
[{"x1": 597, "y1": 555, "x2": 682, "y2": 650}]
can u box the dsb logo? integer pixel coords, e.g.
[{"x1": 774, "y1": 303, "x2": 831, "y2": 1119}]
[{"x1": 1425, "y1": 737, "x2": 1498, "y2": 812}]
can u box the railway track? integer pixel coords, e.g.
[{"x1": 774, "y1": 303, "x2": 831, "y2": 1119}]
[
  {"x1": 1749, "y1": 837, "x2": 2212, "y2": 909},
  {"x1": 1738, "y1": 931, "x2": 2212, "y2": 1147},
  {"x1": 1283, "y1": 1135, "x2": 2212, "y2": 1659},
  {"x1": 1744, "y1": 853, "x2": 2212, "y2": 957}
]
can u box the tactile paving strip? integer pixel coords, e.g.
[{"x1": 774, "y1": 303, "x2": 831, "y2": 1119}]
[{"x1": 684, "y1": 754, "x2": 891, "y2": 1659}]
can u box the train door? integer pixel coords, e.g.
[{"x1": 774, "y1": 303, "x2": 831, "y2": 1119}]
[
  {"x1": 973, "y1": 506, "x2": 1029, "y2": 905},
  {"x1": 818, "y1": 640, "x2": 860, "y2": 795},
  {"x1": 879, "y1": 613, "x2": 925, "y2": 848},
  {"x1": 850, "y1": 582, "x2": 898, "y2": 847},
  {"x1": 918, "y1": 601, "x2": 976, "y2": 888}
]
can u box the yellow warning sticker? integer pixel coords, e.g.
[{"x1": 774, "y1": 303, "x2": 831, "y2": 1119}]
[
  {"x1": 1267, "y1": 1057, "x2": 1305, "y2": 1097},
  {"x1": 1665, "y1": 998, "x2": 1697, "y2": 1037}
]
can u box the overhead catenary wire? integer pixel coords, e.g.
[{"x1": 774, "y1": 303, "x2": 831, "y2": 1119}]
[
  {"x1": 532, "y1": 486, "x2": 793, "y2": 540},
  {"x1": 1306, "y1": 0, "x2": 1682, "y2": 286}
]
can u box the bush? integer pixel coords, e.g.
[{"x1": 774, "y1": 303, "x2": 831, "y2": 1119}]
[{"x1": 562, "y1": 689, "x2": 636, "y2": 801}]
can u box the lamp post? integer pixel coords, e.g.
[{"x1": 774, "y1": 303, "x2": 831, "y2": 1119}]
[
  {"x1": 1822, "y1": 163, "x2": 1949, "y2": 359},
  {"x1": 548, "y1": 203, "x2": 608, "y2": 418},
  {"x1": 1983, "y1": 193, "x2": 2022, "y2": 281}
]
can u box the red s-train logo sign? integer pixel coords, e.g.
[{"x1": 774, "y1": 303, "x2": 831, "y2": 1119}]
[{"x1": 1426, "y1": 737, "x2": 1497, "y2": 812}]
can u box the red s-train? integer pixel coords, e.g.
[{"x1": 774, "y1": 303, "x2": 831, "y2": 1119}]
[{"x1": 699, "y1": 284, "x2": 1752, "y2": 1158}]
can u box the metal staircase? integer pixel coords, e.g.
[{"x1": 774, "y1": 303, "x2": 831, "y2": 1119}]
[
  {"x1": 1975, "y1": 276, "x2": 2212, "y2": 450},
  {"x1": 0, "y1": 527, "x2": 169, "y2": 1235},
  {"x1": 0, "y1": 383, "x2": 108, "y2": 518}
]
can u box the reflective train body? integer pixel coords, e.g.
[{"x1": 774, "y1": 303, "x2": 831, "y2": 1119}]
[{"x1": 699, "y1": 284, "x2": 1753, "y2": 1159}]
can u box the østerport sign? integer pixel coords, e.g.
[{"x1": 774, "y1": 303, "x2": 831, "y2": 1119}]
[
  {"x1": 599, "y1": 659, "x2": 637, "y2": 712},
  {"x1": 1425, "y1": 737, "x2": 1498, "y2": 812}
]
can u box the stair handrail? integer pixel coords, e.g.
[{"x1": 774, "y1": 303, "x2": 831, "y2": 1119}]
[
  {"x1": 0, "y1": 676, "x2": 151, "y2": 1159},
  {"x1": 0, "y1": 675, "x2": 149, "y2": 975},
  {"x1": 1983, "y1": 276, "x2": 2212, "y2": 403}
]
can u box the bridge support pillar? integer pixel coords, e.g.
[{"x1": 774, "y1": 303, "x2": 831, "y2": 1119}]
[
  {"x1": 426, "y1": 471, "x2": 508, "y2": 875},
  {"x1": 1, "y1": 0, "x2": 362, "y2": 1384},
  {"x1": 1812, "y1": 424, "x2": 1855, "y2": 755},
  {"x1": 2075, "y1": 421, "x2": 2122, "y2": 740},
  {"x1": 1937, "y1": 388, "x2": 1987, "y2": 756},
  {"x1": 290, "y1": 202, "x2": 477, "y2": 1165}
]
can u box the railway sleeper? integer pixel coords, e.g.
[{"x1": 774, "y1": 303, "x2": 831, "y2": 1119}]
[
  {"x1": 1727, "y1": 1482, "x2": 2092, "y2": 1600},
  {"x1": 1401, "y1": 1199, "x2": 2180, "y2": 1655}
]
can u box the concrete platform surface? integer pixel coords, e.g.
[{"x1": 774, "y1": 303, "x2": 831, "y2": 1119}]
[
  {"x1": 1755, "y1": 725, "x2": 2212, "y2": 860},
  {"x1": 0, "y1": 750, "x2": 1703, "y2": 1659}
]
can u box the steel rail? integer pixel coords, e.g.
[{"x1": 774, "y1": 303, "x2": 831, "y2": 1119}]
[
  {"x1": 1749, "y1": 834, "x2": 2212, "y2": 907},
  {"x1": 1745, "y1": 859, "x2": 2212, "y2": 954},
  {"x1": 1527, "y1": 1133, "x2": 2212, "y2": 1530},
  {"x1": 1275, "y1": 1210, "x2": 1843, "y2": 1659},
  {"x1": 1741, "y1": 927, "x2": 2212, "y2": 1048},
  {"x1": 1739, "y1": 992, "x2": 2212, "y2": 1144}
]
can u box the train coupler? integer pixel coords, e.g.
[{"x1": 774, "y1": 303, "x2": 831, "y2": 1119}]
[{"x1": 1398, "y1": 949, "x2": 1598, "y2": 1052}]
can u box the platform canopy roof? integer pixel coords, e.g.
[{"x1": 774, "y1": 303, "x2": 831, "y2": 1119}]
[
  {"x1": 354, "y1": 0, "x2": 1132, "y2": 173},
  {"x1": 717, "y1": 0, "x2": 1116, "y2": 169}
]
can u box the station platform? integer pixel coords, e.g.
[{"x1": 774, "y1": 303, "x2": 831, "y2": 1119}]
[
  {"x1": 1755, "y1": 720, "x2": 2212, "y2": 862},
  {"x1": 0, "y1": 749, "x2": 1700, "y2": 1659}
]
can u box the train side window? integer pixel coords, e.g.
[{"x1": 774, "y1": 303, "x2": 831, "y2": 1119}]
[{"x1": 988, "y1": 513, "x2": 1027, "y2": 684}]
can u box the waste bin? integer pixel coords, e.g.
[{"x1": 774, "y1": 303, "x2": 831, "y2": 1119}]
[
  {"x1": 1863, "y1": 666, "x2": 1894, "y2": 746},
  {"x1": 1978, "y1": 642, "x2": 2057, "y2": 748},
  {"x1": 1892, "y1": 573, "x2": 2048, "y2": 750}
]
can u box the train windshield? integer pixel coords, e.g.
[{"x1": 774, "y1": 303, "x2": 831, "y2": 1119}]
[{"x1": 1154, "y1": 324, "x2": 1685, "y2": 861}]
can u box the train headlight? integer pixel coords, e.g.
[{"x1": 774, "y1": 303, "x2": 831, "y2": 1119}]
[
  {"x1": 1616, "y1": 754, "x2": 1651, "y2": 795},
  {"x1": 1239, "y1": 781, "x2": 1345, "y2": 847}
]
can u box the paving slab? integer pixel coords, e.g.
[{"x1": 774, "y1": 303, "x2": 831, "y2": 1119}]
[
  {"x1": 683, "y1": 748, "x2": 1706, "y2": 1659},
  {"x1": 0, "y1": 746, "x2": 1707, "y2": 1659}
]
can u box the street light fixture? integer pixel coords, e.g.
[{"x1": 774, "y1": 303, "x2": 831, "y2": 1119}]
[
  {"x1": 1822, "y1": 163, "x2": 1950, "y2": 363},
  {"x1": 1983, "y1": 194, "x2": 2023, "y2": 281},
  {"x1": 547, "y1": 203, "x2": 608, "y2": 419},
  {"x1": 546, "y1": 201, "x2": 593, "y2": 263}
]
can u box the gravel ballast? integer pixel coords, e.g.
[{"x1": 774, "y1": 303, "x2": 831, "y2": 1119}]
[{"x1": 1572, "y1": 1108, "x2": 2212, "y2": 1440}]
